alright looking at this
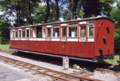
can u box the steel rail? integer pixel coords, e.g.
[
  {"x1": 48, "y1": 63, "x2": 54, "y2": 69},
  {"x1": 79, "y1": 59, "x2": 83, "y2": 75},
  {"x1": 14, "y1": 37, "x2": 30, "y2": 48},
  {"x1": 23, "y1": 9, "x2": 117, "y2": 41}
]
[{"x1": 0, "y1": 55, "x2": 101, "y2": 81}]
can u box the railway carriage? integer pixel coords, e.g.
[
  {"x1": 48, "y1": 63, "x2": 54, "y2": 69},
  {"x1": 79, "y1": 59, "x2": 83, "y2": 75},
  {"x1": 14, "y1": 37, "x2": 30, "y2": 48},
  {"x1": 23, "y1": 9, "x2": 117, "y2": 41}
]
[{"x1": 10, "y1": 16, "x2": 114, "y2": 61}]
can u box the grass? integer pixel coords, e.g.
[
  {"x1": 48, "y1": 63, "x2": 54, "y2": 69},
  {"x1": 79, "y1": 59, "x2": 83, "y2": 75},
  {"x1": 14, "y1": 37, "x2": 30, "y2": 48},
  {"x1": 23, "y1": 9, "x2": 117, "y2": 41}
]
[
  {"x1": 98, "y1": 54, "x2": 119, "y2": 65},
  {"x1": 0, "y1": 44, "x2": 10, "y2": 49}
]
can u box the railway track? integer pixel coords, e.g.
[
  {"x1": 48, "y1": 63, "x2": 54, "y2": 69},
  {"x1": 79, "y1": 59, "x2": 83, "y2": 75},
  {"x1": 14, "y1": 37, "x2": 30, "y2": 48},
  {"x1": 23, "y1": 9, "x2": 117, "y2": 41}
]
[{"x1": 0, "y1": 55, "x2": 101, "y2": 81}]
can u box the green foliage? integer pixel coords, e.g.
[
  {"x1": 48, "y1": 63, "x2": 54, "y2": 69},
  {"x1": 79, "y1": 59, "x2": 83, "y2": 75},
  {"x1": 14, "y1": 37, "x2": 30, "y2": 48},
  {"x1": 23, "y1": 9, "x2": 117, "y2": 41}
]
[
  {"x1": 110, "y1": 1, "x2": 120, "y2": 40},
  {"x1": 114, "y1": 28, "x2": 120, "y2": 40},
  {"x1": 33, "y1": 4, "x2": 54, "y2": 24},
  {"x1": 110, "y1": 0, "x2": 120, "y2": 53},
  {"x1": 78, "y1": 10, "x2": 85, "y2": 18},
  {"x1": 0, "y1": 18, "x2": 10, "y2": 44},
  {"x1": 89, "y1": 30, "x2": 94, "y2": 37}
]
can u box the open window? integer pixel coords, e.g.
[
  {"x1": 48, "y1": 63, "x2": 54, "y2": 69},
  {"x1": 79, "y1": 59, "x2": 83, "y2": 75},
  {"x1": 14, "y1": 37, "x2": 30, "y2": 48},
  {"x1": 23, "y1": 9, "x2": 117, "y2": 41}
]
[
  {"x1": 42, "y1": 28, "x2": 46, "y2": 37},
  {"x1": 19, "y1": 30, "x2": 21, "y2": 38},
  {"x1": 22, "y1": 31, "x2": 25, "y2": 37},
  {"x1": 15, "y1": 31, "x2": 18, "y2": 38},
  {"x1": 37, "y1": 27, "x2": 42, "y2": 37},
  {"x1": 80, "y1": 25, "x2": 86, "y2": 37},
  {"x1": 30, "y1": 30, "x2": 32, "y2": 37},
  {"x1": 53, "y1": 28, "x2": 59, "y2": 37},
  {"x1": 26, "y1": 29, "x2": 32, "y2": 38},
  {"x1": 11, "y1": 31, "x2": 15, "y2": 38},
  {"x1": 68, "y1": 26, "x2": 77, "y2": 37},
  {"x1": 26, "y1": 30, "x2": 29, "y2": 37},
  {"x1": 62, "y1": 27, "x2": 66, "y2": 37},
  {"x1": 89, "y1": 25, "x2": 94, "y2": 37},
  {"x1": 47, "y1": 28, "x2": 51, "y2": 37}
]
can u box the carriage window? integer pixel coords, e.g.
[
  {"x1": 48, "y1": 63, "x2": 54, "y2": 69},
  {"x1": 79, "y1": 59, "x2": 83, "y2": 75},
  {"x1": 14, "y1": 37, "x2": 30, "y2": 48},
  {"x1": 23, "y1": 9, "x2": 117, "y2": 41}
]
[
  {"x1": 30, "y1": 30, "x2": 32, "y2": 37},
  {"x1": 22, "y1": 31, "x2": 25, "y2": 37},
  {"x1": 11, "y1": 31, "x2": 15, "y2": 38},
  {"x1": 62, "y1": 27, "x2": 66, "y2": 37},
  {"x1": 69, "y1": 26, "x2": 77, "y2": 37},
  {"x1": 53, "y1": 28, "x2": 59, "y2": 37},
  {"x1": 80, "y1": 26, "x2": 86, "y2": 36},
  {"x1": 26, "y1": 30, "x2": 29, "y2": 37},
  {"x1": 43, "y1": 29, "x2": 46, "y2": 37},
  {"x1": 89, "y1": 25, "x2": 94, "y2": 37},
  {"x1": 37, "y1": 27, "x2": 42, "y2": 37},
  {"x1": 47, "y1": 28, "x2": 51, "y2": 37},
  {"x1": 19, "y1": 31, "x2": 21, "y2": 37},
  {"x1": 15, "y1": 31, "x2": 18, "y2": 37}
]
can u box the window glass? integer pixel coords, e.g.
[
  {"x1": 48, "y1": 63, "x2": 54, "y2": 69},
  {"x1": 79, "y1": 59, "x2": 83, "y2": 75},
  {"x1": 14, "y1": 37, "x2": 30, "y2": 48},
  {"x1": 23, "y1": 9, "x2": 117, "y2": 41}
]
[
  {"x1": 19, "y1": 31, "x2": 21, "y2": 37},
  {"x1": 80, "y1": 26, "x2": 86, "y2": 36},
  {"x1": 37, "y1": 27, "x2": 42, "y2": 37},
  {"x1": 89, "y1": 25, "x2": 94, "y2": 37},
  {"x1": 53, "y1": 28, "x2": 59, "y2": 37},
  {"x1": 22, "y1": 31, "x2": 25, "y2": 37},
  {"x1": 15, "y1": 31, "x2": 18, "y2": 37},
  {"x1": 62, "y1": 27, "x2": 66, "y2": 37},
  {"x1": 47, "y1": 28, "x2": 51, "y2": 37},
  {"x1": 43, "y1": 29, "x2": 46, "y2": 37},
  {"x1": 30, "y1": 30, "x2": 32, "y2": 37},
  {"x1": 12, "y1": 31, "x2": 15, "y2": 38},
  {"x1": 69, "y1": 26, "x2": 77, "y2": 37},
  {"x1": 27, "y1": 30, "x2": 29, "y2": 37}
]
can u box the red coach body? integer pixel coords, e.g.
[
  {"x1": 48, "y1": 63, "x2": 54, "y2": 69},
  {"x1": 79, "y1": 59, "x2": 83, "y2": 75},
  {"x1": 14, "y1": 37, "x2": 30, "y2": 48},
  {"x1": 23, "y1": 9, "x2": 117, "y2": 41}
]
[{"x1": 10, "y1": 16, "x2": 114, "y2": 61}]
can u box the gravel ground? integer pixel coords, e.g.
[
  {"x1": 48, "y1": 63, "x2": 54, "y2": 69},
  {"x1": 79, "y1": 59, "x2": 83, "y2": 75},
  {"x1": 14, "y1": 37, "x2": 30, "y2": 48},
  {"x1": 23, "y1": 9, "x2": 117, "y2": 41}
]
[
  {"x1": 0, "y1": 52, "x2": 81, "y2": 81},
  {"x1": 88, "y1": 71, "x2": 120, "y2": 81},
  {"x1": 1, "y1": 51, "x2": 120, "y2": 81}
]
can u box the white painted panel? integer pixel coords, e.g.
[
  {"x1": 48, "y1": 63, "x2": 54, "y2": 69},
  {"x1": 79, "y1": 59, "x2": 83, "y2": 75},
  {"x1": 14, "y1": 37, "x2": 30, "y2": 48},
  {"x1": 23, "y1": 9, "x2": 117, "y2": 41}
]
[
  {"x1": 88, "y1": 38, "x2": 94, "y2": 42},
  {"x1": 29, "y1": 39, "x2": 36, "y2": 40},
  {"x1": 79, "y1": 38, "x2": 86, "y2": 42},
  {"x1": 46, "y1": 25, "x2": 51, "y2": 27},
  {"x1": 26, "y1": 28, "x2": 30, "y2": 29},
  {"x1": 18, "y1": 29, "x2": 22, "y2": 30},
  {"x1": 61, "y1": 38, "x2": 66, "y2": 41},
  {"x1": 52, "y1": 39, "x2": 60, "y2": 41},
  {"x1": 61, "y1": 24, "x2": 67, "y2": 26},
  {"x1": 67, "y1": 39, "x2": 78, "y2": 41},
  {"x1": 71, "y1": 32, "x2": 75, "y2": 37},
  {"x1": 15, "y1": 38, "x2": 19, "y2": 40},
  {"x1": 36, "y1": 38, "x2": 46, "y2": 41},
  {"x1": 21, "y1": 38, "x2": 26, "y2": 40},
  {"x1": 12, "y1": 30, "x2": 15, "y2": 31},
  {"x1": 79, "y1": 21, "x2": 86, "y2": 24}
]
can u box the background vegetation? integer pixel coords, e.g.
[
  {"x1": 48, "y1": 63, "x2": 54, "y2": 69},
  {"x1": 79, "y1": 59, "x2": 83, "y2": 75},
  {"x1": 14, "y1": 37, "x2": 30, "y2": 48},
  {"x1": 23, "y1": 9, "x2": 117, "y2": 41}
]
[
  {"x1": 0, "y1": 0, "x2": 120, "y2": 64},
  {"x1": 0, "y1": 0, "x2": 119, "y2": 51}
]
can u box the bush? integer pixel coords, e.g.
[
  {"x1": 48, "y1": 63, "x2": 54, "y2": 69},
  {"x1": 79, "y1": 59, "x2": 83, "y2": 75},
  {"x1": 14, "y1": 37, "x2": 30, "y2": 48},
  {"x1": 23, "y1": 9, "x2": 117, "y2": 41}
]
[{"x1": 0, "y1": 37, "x2": 9, "y2": 44}]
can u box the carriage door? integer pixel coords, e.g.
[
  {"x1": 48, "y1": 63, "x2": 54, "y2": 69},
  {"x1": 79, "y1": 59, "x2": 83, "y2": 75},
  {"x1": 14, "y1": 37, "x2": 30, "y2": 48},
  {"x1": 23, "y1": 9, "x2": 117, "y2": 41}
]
[
  {"x1": 78, "y1": 23, "x2": 88, "y2": 57},
  {"x1": 46, "y1": 26, "x2": 52, "y2": 52},
  {"x1": 60, "y1": 25, "x2": 67, "y2": 55},
  {"x1": 18, "y1": 30, "x2": 22, "y2": 49}
]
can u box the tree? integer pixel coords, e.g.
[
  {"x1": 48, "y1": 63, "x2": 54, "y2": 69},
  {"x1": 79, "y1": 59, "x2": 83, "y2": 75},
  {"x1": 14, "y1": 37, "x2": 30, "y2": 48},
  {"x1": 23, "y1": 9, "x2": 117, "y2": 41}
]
[
  {"x1": 51, "y1": 0, "x2": 59, "y2": 21},
  {"x1": 110, "y1": 1, "x2": 120, "y2": 40},
  {"x1": 0, "y1": 0, "x2": 40, "y2": 26},
  {"x1": 0, "y1": 18, "x2": 11, "y2": 44},
  {"x1": 45, "y1": 0, "x2": 50, "y2": 23},
  {"x1": 82, "y1": 0, "x2": 115, "y2": 18},
  {"x1": 68, "y1": 0, "x2": 82, "y2": 19}
]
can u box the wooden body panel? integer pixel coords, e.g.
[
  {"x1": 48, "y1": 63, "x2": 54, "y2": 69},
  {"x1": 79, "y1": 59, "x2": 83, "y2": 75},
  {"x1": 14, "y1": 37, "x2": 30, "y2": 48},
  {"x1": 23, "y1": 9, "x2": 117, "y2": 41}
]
[
  {"x1": 10, "y1": 17, "x2": 114, "y2": 59},
  {"x1": 10, "y1": 40, "x2": 95, "y2": 58},
  {"x1": 95, "y1": 19, "x2": 114, "y2": 56}
]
